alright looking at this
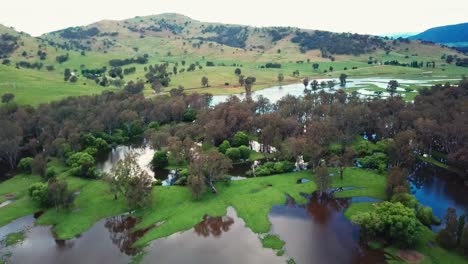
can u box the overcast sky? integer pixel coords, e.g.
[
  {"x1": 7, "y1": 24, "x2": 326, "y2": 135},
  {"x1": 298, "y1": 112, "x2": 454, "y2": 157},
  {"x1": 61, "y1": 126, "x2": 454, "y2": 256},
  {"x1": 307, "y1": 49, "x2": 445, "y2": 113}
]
[{"x1": 1, "y1": 0, "x2": 467, "y2": 36}]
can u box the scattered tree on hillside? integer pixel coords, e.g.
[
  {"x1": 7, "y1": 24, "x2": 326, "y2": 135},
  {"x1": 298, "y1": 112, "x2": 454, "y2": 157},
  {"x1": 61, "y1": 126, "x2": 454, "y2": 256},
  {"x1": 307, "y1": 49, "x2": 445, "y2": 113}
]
[
  {"x1": 387, "y1": 80, "x2": 399, "y2": 98},
  {"x1": 277, "y1": 73, "x2": 284, "y2": 85},
  {"x1": 339, "y1": 74, "x2": 347, "y2": 87},
  {"x1": 235, "y1": 68, "x2": 242, "y2": 75},
  {"x1": 1, "y1": 93, "x2": 15, "y2": 103},
  {"x1": 201, "y1": 76, "x2": 209, "y2": 87},
  {"x1": 303, "y1": 77, "x2": 309, "y2": 89}
]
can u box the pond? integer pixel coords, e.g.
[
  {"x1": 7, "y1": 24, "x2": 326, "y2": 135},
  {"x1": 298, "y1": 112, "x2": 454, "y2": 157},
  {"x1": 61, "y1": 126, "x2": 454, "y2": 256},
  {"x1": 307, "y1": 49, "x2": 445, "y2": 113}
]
[
  {"x1": 268, "y1": 192, "x2": 385, "y2": 264},
  {"x1": 211, "y1": 77, "x2": 458, "y2": 105},
  {"x1": 410, "y1": 165, "x2": 468, "y2": 228}
]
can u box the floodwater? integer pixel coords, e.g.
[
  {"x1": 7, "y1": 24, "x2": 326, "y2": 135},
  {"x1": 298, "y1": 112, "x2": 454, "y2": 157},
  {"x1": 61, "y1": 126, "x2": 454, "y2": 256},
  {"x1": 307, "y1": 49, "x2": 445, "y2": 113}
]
[
  {"x1": 97, "y1": 145, "x2": 155, "y2": 177},
  {"x1": 268, "y1": 192, "x2": 385, "y2": 264},
  {"x1": 0, "y1": 214, "x2": 146, "y2": 264},
  {"x1": 142, "y1": 207, "x2": 285, "y2": 264},
  {"x1": 211, "y1": 77, "x2": 458, "y2": 105},
  {"x1": 410, "y1": 165, "x2": 468, "y2": 225}
]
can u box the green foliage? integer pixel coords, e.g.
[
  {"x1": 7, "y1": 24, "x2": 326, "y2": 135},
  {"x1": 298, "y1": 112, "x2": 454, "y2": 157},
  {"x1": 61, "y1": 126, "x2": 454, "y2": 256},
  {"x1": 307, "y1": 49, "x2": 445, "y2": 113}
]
[
  {"x1": 238, "y1": 146, "x2": 250, "y2": 160},
  {"x1": 67, "y1": 152, "x2": 98, "y2": 178},
  {"x1": 261, "y1": 234, "x2": 285, "y2": 250},
  {"x1": 218, "y1": 140, "x2": 231, "y2": 154},
  {"x1": 18, "y1": 157, "x2": 34, "y2": 173},
  {"x1": 328, "y1": 143, "x2": 343, "y2": 155},
  {"x1": 2, "y1": 231, "x2": 25, "y2": 247},
  {"x1": 232, "y1": 131, "x2": 249, "y2": 147},
  {"x1": 358, "y1": 152, "x2": 388, "y2": 172},
  {"x1": 225, "y1": 148, "x2": 241, "y2": 162},
  {"x1": 249, "y1": 161, "x2": 295, "y2": 177},
  {"x1": 183, "y1": 108, "x2": 197, "y2": 122},
  {"x1": 28, "y1": 182, "x2": 49, "y2": 207},
  {"x1": 152, "y1": 151, "x2": 169, "y2": 170},
  {"x1": 351, "y1": 201, "x2": 421, "y2": 247}
]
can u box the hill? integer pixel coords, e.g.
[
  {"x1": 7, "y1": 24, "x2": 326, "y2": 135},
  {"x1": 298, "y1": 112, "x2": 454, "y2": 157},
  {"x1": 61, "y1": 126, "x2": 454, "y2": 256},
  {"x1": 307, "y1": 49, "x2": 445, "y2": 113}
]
[
  {"x1": 0, "y1": 13, "x2": 467, "y2": 105},
  {"x1": 409, "y1": 22, "x2": 468, "y2": 47}
]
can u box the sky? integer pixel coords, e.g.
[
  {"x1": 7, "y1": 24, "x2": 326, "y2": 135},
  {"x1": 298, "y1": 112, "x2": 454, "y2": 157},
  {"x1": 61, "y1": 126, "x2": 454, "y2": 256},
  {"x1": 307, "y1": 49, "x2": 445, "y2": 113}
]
[{"x1": 1, "y1": 0, "x2": 467, "y2": 36}]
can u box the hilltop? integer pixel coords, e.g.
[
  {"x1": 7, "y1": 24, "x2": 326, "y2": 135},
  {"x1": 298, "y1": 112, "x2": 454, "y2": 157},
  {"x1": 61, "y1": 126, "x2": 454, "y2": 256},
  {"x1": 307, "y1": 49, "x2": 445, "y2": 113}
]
[
  {"x1": 410, "y1": 22, "x2": 468, "y2": 47},
  {"x1": 0, "y1": 13, "x2": 467, "y2": 105}
]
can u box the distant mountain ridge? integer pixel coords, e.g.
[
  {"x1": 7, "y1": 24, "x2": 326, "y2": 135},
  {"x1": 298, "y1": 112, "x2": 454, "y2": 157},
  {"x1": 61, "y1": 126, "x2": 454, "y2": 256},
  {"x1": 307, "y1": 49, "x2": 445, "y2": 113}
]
[{"x1": 409, "y1": 22, "x2": 468, "y2": 46}]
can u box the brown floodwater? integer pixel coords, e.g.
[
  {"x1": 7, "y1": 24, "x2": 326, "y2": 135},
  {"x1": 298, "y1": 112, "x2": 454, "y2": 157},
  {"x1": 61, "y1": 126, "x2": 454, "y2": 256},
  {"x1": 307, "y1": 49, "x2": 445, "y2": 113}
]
[
  {"x1": 268, "y1": 192, "x2": 385, "y2": 264},
  {"x1": 142, "y1": 207, "x2": 286, "y2": 264},
  {"x1": 0, "y1": 214, "x2": 145, "y2": 264}
]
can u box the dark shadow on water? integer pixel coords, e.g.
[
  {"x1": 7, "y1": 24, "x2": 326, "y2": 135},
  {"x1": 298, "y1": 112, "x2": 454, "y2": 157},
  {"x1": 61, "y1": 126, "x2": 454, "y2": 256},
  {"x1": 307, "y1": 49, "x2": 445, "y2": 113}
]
[
  {"x1": 193, "y1": 214, "x2": 234, "y2": 237},
  {"x1": 268, "y1": 192, "x2": 385, "y2": 264}
]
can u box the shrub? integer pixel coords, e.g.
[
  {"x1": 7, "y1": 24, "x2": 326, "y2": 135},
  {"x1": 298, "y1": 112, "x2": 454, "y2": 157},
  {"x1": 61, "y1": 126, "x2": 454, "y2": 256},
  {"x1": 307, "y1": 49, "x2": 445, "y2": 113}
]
[
  {"x1": 32, "y1": 154, "x2": 47, "y2": 177},
  {"x1": 218, "y1": 140, "x2": 231, "y2": 154},
  {"x1": 232, "y1": 131, "x2": 249, "y2": 147},
  {"x1": 67, "y1": 152, "x2": 98, "y2": 178},
  {"x1": 225, "y1": 148, "x2": 241, "y2": 162},
  {"x1": 351, "y1": 202, "x2": 420, "y2": 247},
  {"x1": 152, "y1": 151, "x2": 169, "y2": 170},
  {"x1": 18, "y1": 157, "x2": 34, "y2": 173},
  {"x1": 238, "y1": 145, "x2": 250, "y2": 160},
  {"x1": 28, "y1": 183, "x2": 49, "y2": 207},
  {"x1": 358, "y1": 152, "x2": 388, "y2": 172}
]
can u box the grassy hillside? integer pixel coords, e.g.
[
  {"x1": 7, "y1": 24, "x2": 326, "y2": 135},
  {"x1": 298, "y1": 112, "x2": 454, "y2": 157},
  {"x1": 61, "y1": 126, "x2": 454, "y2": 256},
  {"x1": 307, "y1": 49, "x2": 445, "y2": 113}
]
[{"x1": 1, "y1": 13, "x2": 467, "y2": 105}]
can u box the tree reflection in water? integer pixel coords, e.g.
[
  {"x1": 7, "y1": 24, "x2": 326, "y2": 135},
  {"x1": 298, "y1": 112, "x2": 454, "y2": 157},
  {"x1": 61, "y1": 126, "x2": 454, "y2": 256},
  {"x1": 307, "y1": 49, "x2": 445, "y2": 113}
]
[
  {"x1": 104, "y1": 215, "x2": 150, "y2": 256},
  {"x1": 193, "y1": 214, "x2": 235, "y2": 237}
]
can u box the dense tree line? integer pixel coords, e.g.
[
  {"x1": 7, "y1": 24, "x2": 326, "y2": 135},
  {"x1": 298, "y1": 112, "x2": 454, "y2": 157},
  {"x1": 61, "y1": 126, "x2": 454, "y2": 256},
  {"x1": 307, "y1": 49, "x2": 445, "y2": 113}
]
[
  {"x1": 201, "y1": 25, "x2": 249, "y2": 48},
  {"x1": 291, "y1": 30, "x2": 387, "y2": 55},
  {"x1": 0, "y1": 33, "x2": 20, "y2": 58}
]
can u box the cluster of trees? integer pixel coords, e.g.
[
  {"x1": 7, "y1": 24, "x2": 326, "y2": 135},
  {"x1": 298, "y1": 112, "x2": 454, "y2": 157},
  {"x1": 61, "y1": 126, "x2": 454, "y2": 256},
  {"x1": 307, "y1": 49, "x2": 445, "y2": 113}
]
[
  {"x1": 201, "y1": 25, "x2": 249, "y2": 48},
  {"x1": 57, "y1": 27, "x2": 100, "y2": 39},
  {"x1": 0, "y1": 33, "x2": 20, "y2": 58},
  {"x1": 109, "y1": 55, "x2": 148, "y2": 67},
  {"x1": 266, "y1": 27, "x2": 291, "y2": 42},
  {"x1": 291, "y1": 31, "x2": 387, "y2": 55},
  {"x1": 56, "y1": 54, "x2": 69, "y2": 64},
  {"x1": 145, "y1": 63, "x2": 171, "y2": 93},
  {"x1": 262, "y1": 63, "x2": 281, "y2": 69},
  {"x1": 15, "y1": 61, "x2": 43, "y2": 70},
  {"x1": 437, "y1": 208, "x2": 468, "y2": 255}
]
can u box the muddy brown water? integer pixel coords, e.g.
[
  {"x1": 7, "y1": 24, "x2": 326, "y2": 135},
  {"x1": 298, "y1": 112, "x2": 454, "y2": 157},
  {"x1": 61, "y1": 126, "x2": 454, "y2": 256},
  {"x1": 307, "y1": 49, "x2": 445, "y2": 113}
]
[
  {"x1": 142, "y1": 207, "x2": 285, "y2": 264},
  {"x1": 268, "y1": 192, "x2": 386, "y2": 264}
]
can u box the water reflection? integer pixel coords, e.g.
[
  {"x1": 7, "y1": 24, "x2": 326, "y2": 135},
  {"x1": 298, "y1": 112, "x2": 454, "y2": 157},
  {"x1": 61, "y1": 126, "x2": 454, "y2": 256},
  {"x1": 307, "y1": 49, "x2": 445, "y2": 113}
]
[
  {"x1": 268, "y1": 192, "x2": 385, "y2": 264},
  {"x1": 0, "y1": 214, "x2": 145, "y2": 264},
  {"x1": 410, "y1": 165, "x2": 468, "y2": 226},
  {"x1": 142, "y1": 207, "x2": 285, "y2": 264}
]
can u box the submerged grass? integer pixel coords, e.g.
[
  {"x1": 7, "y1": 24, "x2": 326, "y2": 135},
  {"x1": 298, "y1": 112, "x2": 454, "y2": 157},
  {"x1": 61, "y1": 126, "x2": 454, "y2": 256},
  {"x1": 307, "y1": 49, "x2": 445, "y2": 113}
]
[
  {"x1": 261, "y1": 234, "x2": 285, "y2": 250},
  {"x1": 2, "y1": 232, "x2": 25, "y2": 247}
]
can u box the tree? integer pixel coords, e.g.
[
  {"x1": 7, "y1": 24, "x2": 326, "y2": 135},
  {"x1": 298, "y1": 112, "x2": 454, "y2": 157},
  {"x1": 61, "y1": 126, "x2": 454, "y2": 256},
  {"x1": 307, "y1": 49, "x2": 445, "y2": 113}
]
[
  {"x1": 244, "y1": 76, "x2": 256, "y2": 100},
  {"x1": 327, "y1": 80, "x2": 336, "y2": 89},
  {"x1": 312, "y1": 63, "x2": 319, "y2": 71},
  {"x1": 189, "y1": 149, "x2": 232, "y2": 194},
  {"x1": 385, "y1": 167, "x2": 408, "y2": 198},
  {"x1": 67, "y1": 152, "x2": 98, "y2": 178},
  {"x1": 235, "y1": 68, "x2": 242, "y2": 75},
  {"x1": 314, "y1": 160, "x2": 330, "y2": 193},
  {"x1": 151, "y1": 151, "x2": 168, "y2": 170},
  {"x1": 437, "y1": 208, "x2": 459, "y2": 249},
  {"x1": 32, "y1": 154, "x2": 47, "y2": 177},
  {"x1": 201, "y1": 76, "x2": 209, "y2": 87},
  {"x1": 124, "y1": 80, "x2": 145, "y2": 94},
  {"x1": 0, "y1": 120, "x2": 22, "y2": 169},
  {"x1": 339, "y1": 74, "x2": 347, "y2": 87},
  {"x1": 218, "y1": 140, "x2": 231, "y2": 154},
  {"x1": 238, "y1": 75, "x2": 245, "y2": 86},
  {"x1": 225, "y1": 148, "x2": 241, "y2": 162},
  {"x1": 1, "y1": 93, "x2": 14, "y2": 103},
  {"x1": 303, "y1": 77, "x2": 309, "y2": 89},
  {"x1": 352, "y1": 201, "x2": 420, "y2": 247},
  {"x1": 188, "y1": 174, "x2": 206, "y2": 199},
  {"x1": 106, "y1": 153, "x2": 153, "y2": 208},
  {"x1": 233, "y1": 131, "x2": 249, "y2": 147},
  {"x1": 311, "y1": 80, "x2": 319, "y2": 91},
  {"x1": 48, "y1": 177, "x2": 72, "y2": 211},
  {"x1": 387, "y1": 80, "x2": 399, "y2": 98},
  {"x1": 277, "y1": 73, "x2": 284, "y2": 85},
  {"x1": 461, "y1": 224, "x2": 468, "y2": 255},
  {"x1": 18, "y1": 157, "x2": 34, "y2": 173}
]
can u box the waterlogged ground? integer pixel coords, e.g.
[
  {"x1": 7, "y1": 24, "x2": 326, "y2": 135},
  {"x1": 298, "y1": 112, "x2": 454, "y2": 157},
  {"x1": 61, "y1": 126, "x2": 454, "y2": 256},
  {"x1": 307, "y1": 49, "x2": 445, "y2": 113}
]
[{"x1": 211, "y1": 77, "x2": 460, "y2": 105}]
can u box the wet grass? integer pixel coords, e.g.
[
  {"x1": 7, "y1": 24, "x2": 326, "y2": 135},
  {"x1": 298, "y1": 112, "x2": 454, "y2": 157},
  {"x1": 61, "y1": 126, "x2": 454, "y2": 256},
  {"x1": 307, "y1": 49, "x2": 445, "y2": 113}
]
[
  {"x1": 261, "y1": 234, "x2": 285, "y2": 250},
  {"x1": 1, "y1": 231, "x2": 25, "y2": 247}
]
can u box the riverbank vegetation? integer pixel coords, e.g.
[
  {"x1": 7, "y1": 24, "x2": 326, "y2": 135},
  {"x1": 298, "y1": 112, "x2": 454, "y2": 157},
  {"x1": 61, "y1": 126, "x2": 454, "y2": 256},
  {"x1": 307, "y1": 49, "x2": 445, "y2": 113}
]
[{"x1": 0, "y1": 73, "x2": 467, "y2": 263}]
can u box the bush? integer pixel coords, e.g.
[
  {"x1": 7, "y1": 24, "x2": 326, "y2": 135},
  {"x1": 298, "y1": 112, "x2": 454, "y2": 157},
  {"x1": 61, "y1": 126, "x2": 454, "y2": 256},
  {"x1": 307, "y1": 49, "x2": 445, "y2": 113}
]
[
  {"x1": 28, "y1": 183, "x2": 49, "y2": 207},
  {"x1": 232, "y1": 131, "x2": 249, "y2": 147},
  {"x1": 152, "y1": 151, "x2": 169, "y2": 170},
  {"x1": 358, "y1": 152, "x2": 388, "y2": 172},
  {"x1": 351, "y1": 202, "x2": 420, "y2": 247},
  {"x1": 67, "y1": 152, "x2": 98, "y2": 178},
  {"x1": 238, "y1": 145, "x2": 250, "y2": 160},
  {"x1": 218, "y1": 140, "x2": 231, "y2": 154},
  {"x1": 225, "y1": 148, "x2": 241, "y2": 162},
  {"x1": 32, "y1": 154, "x2": 47, "y2": 177},
  {"x1": 18, "y1": 157, "x2": 34, "y2": 173},
  {"x1": 250, "y1": 161, "x2": 295, "y2": 176}
]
